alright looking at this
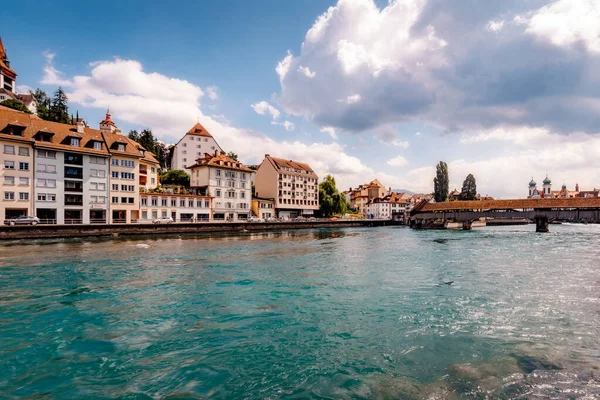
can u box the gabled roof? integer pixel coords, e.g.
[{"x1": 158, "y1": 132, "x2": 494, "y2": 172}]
[
  {"x1": 263, "y1": 155, "x2": 318, "y2": 177},
  {"x1": 186, "y1": 122, "x2": 214, "y2": 137},
  {"x1": 101, "y1": 129, "x2": 144, "y2": 159},
  {"x1": 188, "y1": 152, "x2": 254, "y2": 172}
]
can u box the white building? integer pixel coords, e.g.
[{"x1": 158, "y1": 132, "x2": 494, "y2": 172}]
[
  {"x1": 528, "y1": 176, "x2": 552, "y2": 199},
  {"x1": 366, "y1": 193, "x2": 410, "y2": 220},
  {"x1": 170, "y1": 122, "x2": 223, "y2": 172},
  {"x1": 139, "y1": 193, "x2": 212, "y2": 222},
  {"x1": 189, "y1": 151, "x2": 255, "y2": 221},
  {"x1": 0, "y1": 37, "x2": 17, "y2": 96},
  {"x1": 254, "y1": 154, "x2": 319, "y2": 219}
]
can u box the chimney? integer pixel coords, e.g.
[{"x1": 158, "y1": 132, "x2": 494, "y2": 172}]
[{"x1": 76, "y1": 120, "x2": 85, "y2": 134}]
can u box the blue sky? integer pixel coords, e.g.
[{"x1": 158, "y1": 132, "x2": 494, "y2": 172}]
[{"x1": 3, "y1": 0, "x2": 600, "y2": 198}]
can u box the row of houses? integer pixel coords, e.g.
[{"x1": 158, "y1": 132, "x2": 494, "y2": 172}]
[{"x1": 0, "y1": 105, "x2": 320, "y2": 223}]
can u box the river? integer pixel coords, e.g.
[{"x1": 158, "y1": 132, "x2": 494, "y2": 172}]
[{"x1": 1, "y1": 225, "x2": 599, "y2": 398}]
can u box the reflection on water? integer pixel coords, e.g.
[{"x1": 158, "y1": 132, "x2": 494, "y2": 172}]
[{"x1": 1, "y1": 225, "x2": 600, "y2": 398}]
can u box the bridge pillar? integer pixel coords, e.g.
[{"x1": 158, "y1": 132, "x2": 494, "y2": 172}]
[
  {"x1": 462, "y1": 221, "x2": 472, "y2": 230},
  {"x1": 535, "y1": 216, "x2": 549, "y2": 233}
]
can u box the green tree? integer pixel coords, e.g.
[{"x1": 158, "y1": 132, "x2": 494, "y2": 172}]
[
  {"x1": 31, "y1": 89, "x2": 51, "y2": 120},
  {"x1": 0, "y1": 99, "x2": 32, "y2": 114},
  {"x1": 226, "y1": 151, "x2": 238, "y2": 161},
  {"x1": 154, "y1": 141, "x2": 170, "y2": 169},
  {"x1": 139, "y1": 129, "x2": 157, "y2": 154},
  {"x1": 49, "y1": 87, "x2": 70, "y2": 123},
  {"x1": 433, "y1": 161, "x2": 449, "y2": 202},
  {"x1": 318, "y1": 175, "x2": 348, "y2": 217},
  {"x1": 160, "y1": 169, "x2": 190, "y2": 186},
  {"x1": 128, "y1": 129, "x2": 140, "y2": 142},
  {"x1": 460, "y1": 174, "x2": 477, "y2": 200}
]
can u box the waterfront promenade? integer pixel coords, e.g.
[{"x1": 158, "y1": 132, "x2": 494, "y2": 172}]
[{"x1": 0, "y1": 219, "x2": 393, "y2": 240}]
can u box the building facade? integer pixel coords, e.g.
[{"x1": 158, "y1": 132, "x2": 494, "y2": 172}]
[
  {"x1": 170, "y1": 122, "x2": 223, "y2": 172},
  {"x1": 349, "y1": 179, "x2": 387, "y2": 215},
  {"x1": 251, "y1": 197, "x2": 275, "y2": 219},
  {"x1": 189, "y1": 152, "x2": 254, "y2": 221},
  {"x1": 0, "y1": 37, "x2": 17, "y2": 94},
  {"x1": 0, "y1": 108, "x2": 34, "y2": 220},
  {"x1": 254, "y1": 155, "x2": 319, "y2": 219},
  {"x1": 139, "y1": 193, "x2": 212, "y2": 222}
]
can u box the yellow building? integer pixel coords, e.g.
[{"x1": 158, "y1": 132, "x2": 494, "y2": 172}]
[
  {"x1": 251, "y1": 197, "x2": 275, "y2": 219},
  {"x1": 349, "y1": 179, "x2": 387, "y2": 215}
]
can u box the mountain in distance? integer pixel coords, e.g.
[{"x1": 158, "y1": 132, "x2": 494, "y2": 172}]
[{"x1": 392, "y1": 188, "x2": 415, "y2": 195}]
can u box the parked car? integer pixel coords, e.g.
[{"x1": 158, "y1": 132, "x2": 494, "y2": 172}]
[
  {"x1": 152, "y1": 217, "x2": 174, "y2": 224},
  {"x1": 248, "y1": 216, "x2": 264, "y2": 222},
  {"x1": 4, "y1": 216, "x2": 40, "y2": 226}
]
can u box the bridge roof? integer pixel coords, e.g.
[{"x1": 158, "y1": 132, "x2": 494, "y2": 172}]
[{"x1": 416, "y1": 197, "x2": 600, "y2": 212}]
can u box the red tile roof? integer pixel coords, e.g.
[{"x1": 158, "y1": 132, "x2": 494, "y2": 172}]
[
  {"x1": 186, "y1": 122, "x2": 214, "y2": 137},
  {"x1": 188, "y1": 152, "x2": 253, "y2": 172},
  {"x1": 418, "y1": 197, "x2": 600, "y2": 212},
  {"x1": 265, "y1": 155, "x2": 317, "y2": 176},
  {"x1": 0, "y1": 37, "x2": 17, "y2": 79}
]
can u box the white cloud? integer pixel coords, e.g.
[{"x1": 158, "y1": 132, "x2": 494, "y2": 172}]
[
  {"x1": 272, "y1": 120, "x2": 295, "y2": 131},
  {"x1": 37, "y1": 54, "x2": 378, "y2": 191},
  {"x1": 392, "y1": 140, "x2": 409, "y2": 149},
  {"x1": 297, "y1": 65, "x2": 316, "y2": 78},
  {"x1": 387, "y1": 155, "x2": 409, "y2": 167},
  {"x1": 276, "y1": 50, "x2": 293, "y2": 84},
  {"x1": 206, "y1": 86, "x2": 218, "y2": 100},
  {"x1": 251, "y1": 100, "x2": 281, "y2": 120},
  {"x1": 526, "y1": 0, "x2": 600, "y2": 53},
  {"x1": 345, "y1": 94, "x2": 361, "y2": 104},
  {"x1": 41, "y1": 51, "x2": 72, "y2": 86},
  {"x1": 486, "y1": 20, "x2": 505, "y2": 32},
  {"x1": 16, "y1": 84, "x2": 34, "y2": 94},
  {"x1": 415, "y1": 132, "x2": 421, "y2": 136},
  {"x1": 320, "y1": 126, "x2": 337, "y2": 139}
]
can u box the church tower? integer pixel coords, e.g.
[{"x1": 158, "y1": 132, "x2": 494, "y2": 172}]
[
  {"x1": 542, "y1": 175, "x2": 552, "y2": 198},
  {"x1": 0, "y1": 37, "x2": 17, "y2": 93},
  {"x1": 528, "y1": 178, "x2": 537, "y2": 198},
  {"x1": 99, "y1": 109, "x2": 120, "y2": 133}
]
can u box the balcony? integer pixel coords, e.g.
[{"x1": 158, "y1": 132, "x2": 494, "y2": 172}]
[{"x1": 139, "y1": 166, "x2": 148, "y2": 175}]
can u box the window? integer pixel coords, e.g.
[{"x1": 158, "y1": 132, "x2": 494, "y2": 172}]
[
  {"x1": 180, "y1": 199, "x2": 185, "y2": 207},
  {"x1": 112, "y1": 159, "x2": 119, "y2": 166},
  {"x1": 98, "y1": 183, "x2": 106, "y2": 190},
  {"x1": 204, "y1": 200, "x2": 210, "y2": 208},
  {"x1": 98, "y1": 170, "x2": 106, "y2": 178},
  {"x1": 4, "y1": 160, "x2": 14, "y2": 169},
  {"x1": 171, "y1": 199, "x2": 176, "y2": 207},
  {"x1": 91, "y1": 169, "x2": 98, "y2": 177},
  {"x1": 151, "y1": 167, "x2": 155, "y2": 173},
  {"x1": 4, "y1": 145, "x2": 15, "y2": 154},
  {"x1": 112, "y1": 171, "x2": 119, "y2": 179},
  {"x1": 4, "y1": 191, "x2": 15, "y2": 200},
  {"x1": 216, "y1": 169, "x2": 222, "y2": 177},
  {"x1": 37, "y1": 193, "x2": 56, "y2": 202},
  {"x1": 37, "y1": 150, "x2": 57, "y2": 159},
  {"x1": 120, "y1": 172, "x2": 135, "y2": 180},
  {"x1": 183, "y1": 151, "x2": 187, "y2": 154},
  {"x1": 70, "y1": 138, "x2": 80, "y2": 146},
  {"x1": 241, "y1": 192, "x2": 246, "y2": 199},
  {"x1": 18, "y1": 147, "x2": 30, "y2": 156},
  {"x1": 19, "y1": 162, "x2": 29, "y2": 171},
  {"x1": 183, "y1": 158, "x2": 187, "y2": 162},
  {"x1": 112, "y1": 184, "x2": 119, "y2": 191},
  {"x1": 196, "y1": 200, "x2": 202, "y2": 208},
  {"x1": 161, "y1": 199, "x2": 167, "y2": 206},
  {"x1": 128, "y1": 197, "x2": 134, "y2": 204},
  {"x1": 151, "y1": 198, "x2": 157, "y2": 206},
  {"x1": 197, "y1": 144, "x2": 201, "y2": 148},
  {"x1": 19, "y1": 192, "x2": 29, "y2": 201},
  {"x1": 93, "y1": 142, "x2": 102, "y2": 150},
  {"x1": 120, "y1": 160, "x2": 135, "y2": 168},
  {"x1": 121, "y1": 197, "x2": 128, "y2": 204},
  {"x1": 4, "y1": 176, "x2": 14, "y2": 185},
  {"x1": 141, "y1": 198, "x2": 147, "y2": 206},
  {"x1": 151, "y1": 178, "x2": 155, "y2": 184},
  {"x1": 19, "y1": 177, "x2": 29, "y2": 186},
  {"x1": 216, "y1": 179, "x2": 221, "y2": 186},
  {"x1": 117, "y1": 144, "x2": 125, "y2": 152},
  {"x1": 188, "y1": 200, "x2": 194, "y2": 207},
  {"x1": 90, "y1": 156, "x2": 106, "y2": 164},
  {"x1": 37, "y1": 164, "x2": 57, "y2": 173},
  {"x1": 215, "y1": 190, "x2": 221, "y2": 197},
  {"x1": 183, "y1": 143, "x2": 187, "y2": 147},
  {"x1": 112, "y1": 197, "x2": 119, "y2": 204}
]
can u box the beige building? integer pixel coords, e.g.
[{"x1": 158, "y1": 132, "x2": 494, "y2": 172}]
[
  {"x1": 251, "y1": 197, "x2": 275, "y2": 219},
  {"x1": 189, "y1": 151, "x2": 255, "y2": 221},
  {"x1": 138, "y1": 145, "x2": 160, "y2": 191},
  {"x1": 349, "y1": 179, "x2": 387, "y2": 215},
  {"x1": 254, "y1": 155, "x2": 319, "y2": 219},
  {"x1": 0, "y1": 107, "x2": 34, "y2": 220}
]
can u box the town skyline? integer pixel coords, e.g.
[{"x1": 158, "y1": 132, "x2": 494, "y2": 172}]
[{"x1": 3, "y1": 0, "x2": 600, "y2": 198}]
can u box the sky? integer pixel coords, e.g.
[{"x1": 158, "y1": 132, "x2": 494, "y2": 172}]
[{"x1": 3, "y1": 0, "x2": 600, "y2": 198}]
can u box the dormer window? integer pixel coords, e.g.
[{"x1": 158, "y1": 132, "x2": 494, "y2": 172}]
[
  {"x1": 70, "y1": 138, "x2": 80, "y2": 147},
  {"x1": 118, "y1": 144, "x2": 125, "y2": 152},
  {"x1": 93, "y1": 142, "x2": 102, "y2": 150}
]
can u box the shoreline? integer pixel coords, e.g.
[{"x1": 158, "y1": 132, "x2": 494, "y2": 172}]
[{"x1": 0, "y1": 220, "x2": 395, "y2": 241}]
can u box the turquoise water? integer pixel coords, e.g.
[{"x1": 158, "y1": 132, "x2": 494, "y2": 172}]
[{"x1": 1, "y1": 225, "x2": 600, "y2": 398}]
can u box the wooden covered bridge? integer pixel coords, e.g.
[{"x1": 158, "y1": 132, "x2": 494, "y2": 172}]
[{"x1": 410, "y1": 197, "x2": 600, "y2": 232}]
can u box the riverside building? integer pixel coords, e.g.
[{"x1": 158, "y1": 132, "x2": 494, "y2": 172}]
[
  {"x1": 254, "y1": 155, "x2": 319, "y2": 219},
  {"x1": 170, "y1": 122, "x2": 223, "y2": 173},
  {"x1": 188, "y1": 151, "x2": 254, "y2": 221},
  {"x1": 139, "y1": 193, "x2": 212, "y2": 222}
]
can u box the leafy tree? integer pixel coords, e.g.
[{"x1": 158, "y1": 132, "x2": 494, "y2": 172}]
[
  {"x1": 318, "y1": 175, "x2": 348, "y2": 217},
  {"x1": 0, "y1": 99, "x2": 32, "y2": 114},
  {"x1": 226, "y1": 151, "x2": 238, "y2": 161},
  {"x1": 128, "y1": 129, "x2": 140, "y2": 142},
  {"x1": 49, "y1": 87, "x2": 70, "y2": 124},
  {"x1": 160, "y1": 169, "x2": 190, "y2": 186},
  {"x1": 31, "y1": 89, "x2": 51, "y2": 120},
  {"x1": 154, "y1": 141, "x2": 170, "y2": 169},
  {"x1": 460, "y1": 174, "x2": 477, "y2": 201},
  {"x1": 139, "y1": 129, "x2": 157, "y2": 154},
  {"x1": 433, "y1": 161, "x2": 449, "y2": 202},
  {"x1": 251, "y1": 182, "x2": 256, "y2": 197}
]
